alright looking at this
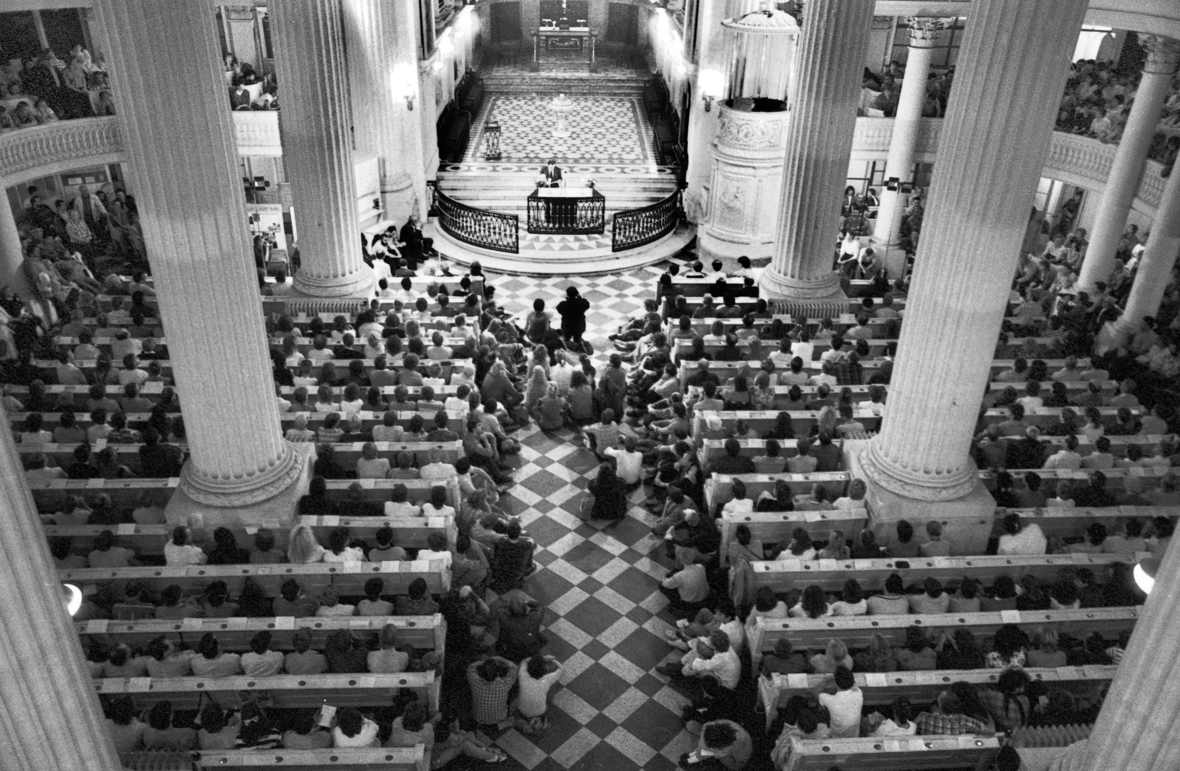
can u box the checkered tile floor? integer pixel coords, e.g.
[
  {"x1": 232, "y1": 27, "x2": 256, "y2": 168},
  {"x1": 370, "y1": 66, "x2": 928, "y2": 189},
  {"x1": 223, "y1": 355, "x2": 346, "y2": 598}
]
[
  {"x1": 466, "y1": 95, "x2": 657, "y2": 165},
  {"x1": 462, "y1": 263, "x2": 726, "y2": 771}
]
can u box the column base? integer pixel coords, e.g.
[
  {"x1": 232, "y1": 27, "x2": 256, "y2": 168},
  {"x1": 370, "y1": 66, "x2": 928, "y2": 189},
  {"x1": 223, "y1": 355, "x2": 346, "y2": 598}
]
[
  {"x1": 697, "y1": 226, "x2": 775, "y2": 262},
  {"x1": 759, "y1": 268, "x2": 847, "y2": 319},
  {"x1": 292, "y1": 264, "x2": 376, "y2": 300},
  {"x1": 166, "y1": 443, "x2": 313, "y2": 529},
  {"x1": 844, "y1": 439, "x2": 995, "y2": 555},
  {"x1": 1093, "y1": 318, "x2": 1135, "y2": 356}
]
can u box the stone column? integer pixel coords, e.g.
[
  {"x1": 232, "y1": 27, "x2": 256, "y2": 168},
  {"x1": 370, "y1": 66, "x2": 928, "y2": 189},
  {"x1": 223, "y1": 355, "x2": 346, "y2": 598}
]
[
  {"x1": 0, "y1": 423, "x2": 122, "y2": 770},
  {"x1": 223, "y1": 4, "x2": 262, "y2": 70},
  {"x1": 0, "y1": 198, "x2": 28, "y2": 298},
  {"x1": 871, "y1": 17, "x2": 952, "y2": 278},
  {"x1": 1109, "y1": 162, "x2": 1180, "y2": 338},
  {"x1": 1047, "y1": 534, "x2": 1180, "y2": 771},
  {"x1": 271, "y1": 0, "x2": 374, "y2": 298},
  {"x1": 759, "y1": 0, "x2": 874, "y2": 316},
  {"x1": 849, "y1": 0, "x2": 1089, "y2": 553},
  {"x1": 97, "y1": 0, "x2": 310, "y2": 526},
  {"x1": 343, "y1": 0, "x2": 429, "y2": 225},
  {"x1": 1077, "y1": 35, "x2": 1180, "y2": 291},
  {"x1": 683, "y1": 0, "x2": 728, "y2": 226}
]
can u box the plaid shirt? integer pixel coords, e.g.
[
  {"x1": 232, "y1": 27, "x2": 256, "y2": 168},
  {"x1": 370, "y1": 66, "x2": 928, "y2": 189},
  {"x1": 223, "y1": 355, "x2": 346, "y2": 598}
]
[
  {"x1": 915, "y1": 712, "x2": 991, "y2": 735},
  {"x1": 467, "y1": 659, "x2": 518, "y2": 725}
]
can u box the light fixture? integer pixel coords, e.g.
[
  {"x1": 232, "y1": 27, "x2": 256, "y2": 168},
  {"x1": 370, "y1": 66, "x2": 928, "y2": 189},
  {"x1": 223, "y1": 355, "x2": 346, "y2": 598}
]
[
  {"x1": 698, "y1": 69, "x2": 724, "y2": 112},
  {"x1": 1134, "y1": 557, "x2": 1159, "y2": 594},
  {"x1": 432, "y1": 60, "x2": 444, "y2": 73},
  {"x1": 391, "y1": 63, "x2": 417, "y2": 110},
  {"x1": 439, "y1": 37, "x2": 455, "y2": 56},
  {"x1": 63, "y1": 583, "x2": 83, "y2": 616}
]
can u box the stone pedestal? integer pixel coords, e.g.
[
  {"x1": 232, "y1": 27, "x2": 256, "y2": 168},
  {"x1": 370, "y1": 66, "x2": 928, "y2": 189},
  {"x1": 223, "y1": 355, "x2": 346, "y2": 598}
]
[
  {"x1": 272, "y1": 0, "x2": 375, "y2": 298},
  {"x1": 697, "y1": 105, "x2": 790, "y2": 261},
  {"x1": 1077, "y1": 35, "x2": 1180, "y2": 292},
  {"x1": 0, "y1": 420, "x2": 121, "y2": 769},
  {"x1": 98, "y1": 0, "x2": 309, "y2": 526},
  {"x1": 343, "y1": 0, "x2": 429, "y2": 225},
  {"x1": 857, "y1": 0, "x2": 1088, "y2": 511},
  {"x1": 760, "y1": 0, "x2": 874, "y2": 312},
  {"x1": 871, "y1": 18, "x2": 950, "y2": 279}
]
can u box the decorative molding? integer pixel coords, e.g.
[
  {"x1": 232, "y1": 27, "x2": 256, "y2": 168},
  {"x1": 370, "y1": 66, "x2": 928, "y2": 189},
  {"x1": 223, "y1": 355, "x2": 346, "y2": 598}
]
[
  {"x1": 856, "y1": 440, "x2": 980, "y2": 502},
  {"x1": 0, "y1": 117, "x2": 122, "y2": 184},
  {"x1": 221, "y1": 4, "x2": 258, "y2": 22},
  {"x1": 904, "y1": 16, "x2": 955, "y2": 47},
  {"x1": 1141, "y1": 34, "x2": 1180, "y2": 75},
  {"x1": 232, "y1": 110, "x2": 282, "y2": 156},
  {"x1": 715, "y1": 175, "x2": 750, "y2": 232},
  {"x1": 716, "y1": 109, "x2": 786, "y2": 150}
]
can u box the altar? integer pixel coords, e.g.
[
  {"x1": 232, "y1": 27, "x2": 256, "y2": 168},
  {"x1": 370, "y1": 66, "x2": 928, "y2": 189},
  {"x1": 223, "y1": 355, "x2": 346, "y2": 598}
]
[
  {"x1": 527, "y1": 187, "x2": 605, "y2": 234},
  {"x1": 532, "y1": 26, "x2": 598, "y2": 68}
]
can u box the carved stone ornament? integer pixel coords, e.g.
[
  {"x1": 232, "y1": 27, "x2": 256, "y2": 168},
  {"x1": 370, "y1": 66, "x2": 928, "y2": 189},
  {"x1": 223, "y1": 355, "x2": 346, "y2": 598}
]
[
  {"x1": 0, "y1": 117, "x2": 122, "y2": 182},
  {"x1": 905, "y1": 16, "x2": 955, "y2": 47},
  {"x1": 222, "y1": 4, "x2": 258, "y2": 22},
  {"x1": 717, "y1": 111, "x2": 783, "y2": 149},
  {"x1": 181, "y1": 442, "x2": 305, "y2": 507},
  {"x1": 856, "y1": 440, "x2": 980, "y2": 502},
  {"x1": 716, "y1": 178, "x2": 749, "y2": 229},
  {"x1": 1141, "y1": 34, "x2": 1180, "y2": 76},
  {"x1": 683, "y1": 188, "x2": 707, "y2": 224}
]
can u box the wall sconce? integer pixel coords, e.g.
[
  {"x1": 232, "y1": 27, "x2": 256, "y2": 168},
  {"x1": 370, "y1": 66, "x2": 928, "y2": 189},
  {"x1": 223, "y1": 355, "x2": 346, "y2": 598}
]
[
  {"x1": 63, "y1": 583, "x2": 83, "y2": 616},
  {"x1": 698, "y1": 69, "x2": 724, "y2": 113}
]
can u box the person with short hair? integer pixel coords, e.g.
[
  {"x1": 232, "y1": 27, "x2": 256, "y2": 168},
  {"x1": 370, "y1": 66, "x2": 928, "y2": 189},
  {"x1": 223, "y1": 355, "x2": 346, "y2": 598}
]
[
  {"x1": 818, "y1": 666, "x2": 863, "y2": 738},
  {"x1": 919, "y1": 521, "x2": 952, "y2": 557},
  {"x1": 332, "y1": 707, "x2": 379, "y2": 748},
  {"x1": 467, "y1": 655, "x2": 519, "y2": 728}
]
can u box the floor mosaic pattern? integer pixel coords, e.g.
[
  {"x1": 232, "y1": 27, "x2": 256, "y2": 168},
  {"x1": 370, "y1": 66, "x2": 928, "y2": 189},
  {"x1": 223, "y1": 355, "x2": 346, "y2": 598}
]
[{"x1": 465, "y1": 95, "x2": 657, "y2": 166}]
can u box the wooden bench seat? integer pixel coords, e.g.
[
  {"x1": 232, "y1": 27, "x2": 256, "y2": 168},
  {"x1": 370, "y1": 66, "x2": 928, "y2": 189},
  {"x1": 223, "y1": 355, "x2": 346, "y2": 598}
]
[
  {"x1": 45, "y1": 515, "x2": 457, "y2": 556},
  {"x1": 10, "y1": 410, "x2": 468, "y2": 436},
  {"x1": 780, "y1": 735, "x2": 1000, "y2": 771},
  {"x1": 60, "y1": 559, "x2": 452, "y2": 597},
  {"x1": 94, "y1": 671, "x2": 438, "y2": 713},
  {"x1": 760, "y1": 665, "x2": 1118, "y2": 730},
  {"x1": 990, "y1": 505, "x2": 1180, "y2": 540},
  {"x1": 193, "y1": 747, "x2": 427, "y2": 771},
  {"x1": 678, "y1": 361, "x2": 889, "y2": 391},
  {"x1": 691, "y1": 410, "x2": 882, "y2": 444},
  {"x1": 29, "y1": 477, "x2": 462, "y2": 511},
  {"x1": 746, "y1": 552, "x2": 1140, "y2": 594},
  {"x1": 719, "y1": 509, "x2": 868, "y2": 566},
  {"x1": 748, "y1": 607, "x2": 1140, "y2": 666}
]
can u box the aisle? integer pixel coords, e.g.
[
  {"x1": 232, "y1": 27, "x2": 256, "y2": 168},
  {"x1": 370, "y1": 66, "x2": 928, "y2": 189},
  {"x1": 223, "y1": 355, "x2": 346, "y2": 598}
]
[{"x1": 477, "y1": 264, "x2": 699, "y2": 770}]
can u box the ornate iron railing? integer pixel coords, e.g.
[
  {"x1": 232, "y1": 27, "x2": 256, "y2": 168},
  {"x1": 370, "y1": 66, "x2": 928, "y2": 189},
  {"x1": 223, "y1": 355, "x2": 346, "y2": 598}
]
[
  {"x1": 526, "y1": 188, "x2": 606, "y2": 234},
  {"x1": 611, "y1": 189, "x2": 682, "y2": 252},
  {"x1": 432, "y1": 185, "x2": 519, "y2": 254}
]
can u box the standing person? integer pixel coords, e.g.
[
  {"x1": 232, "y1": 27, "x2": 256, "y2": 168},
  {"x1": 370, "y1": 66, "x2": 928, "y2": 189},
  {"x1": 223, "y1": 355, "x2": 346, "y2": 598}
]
[
  {"x1": 557, "y1": 286, "x2": 590, "y2": 350},
  {"x1": 398, "y1": 214, "x2": 434, "y2": 269}
]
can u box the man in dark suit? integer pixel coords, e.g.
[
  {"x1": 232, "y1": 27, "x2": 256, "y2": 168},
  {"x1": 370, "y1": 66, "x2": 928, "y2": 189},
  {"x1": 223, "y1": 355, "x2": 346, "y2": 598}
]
[
  {"x1": 398, "y1": 214, "x2": 434, "y2": 269},
  {"x1": 540, "y1": 159, "x2": 563, "y2": 187}
]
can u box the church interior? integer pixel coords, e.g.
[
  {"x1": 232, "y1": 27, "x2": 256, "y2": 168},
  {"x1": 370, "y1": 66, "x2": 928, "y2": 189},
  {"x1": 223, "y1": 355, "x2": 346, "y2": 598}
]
[{"x1": 1, "y1": 1, "x2": 1179, "y2": 770}]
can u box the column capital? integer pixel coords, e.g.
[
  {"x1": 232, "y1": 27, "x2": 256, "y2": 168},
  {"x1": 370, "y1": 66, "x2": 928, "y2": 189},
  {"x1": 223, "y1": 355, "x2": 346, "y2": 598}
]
[
  {"x1": 904, "y1": 17, "x2": 955, "y2": 48},
  {"x1": 1141, "y1": 35, "x2": 1180, "y2": 76},
  {"x1": 222, "y1": 4, "x2": 257, "y2": 22}
]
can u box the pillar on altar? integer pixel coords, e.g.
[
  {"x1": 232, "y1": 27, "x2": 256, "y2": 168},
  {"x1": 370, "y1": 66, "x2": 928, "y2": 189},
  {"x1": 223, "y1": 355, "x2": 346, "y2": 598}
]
[
  {"x1": 271, "y1": 0, "x2": 374, "y2": 299},
  {"x1": 683, "y1": 0, "x2": 730, "y2": 226},
  {"x1": 344, "y1": 0, "x2": 429, "y2": 225},
  {"x1": 870, "y1": 17, "x2": 954, "y2": 279},
  {"x1": 847, "y1": 0, "x2": 1089, "y2": 554},
  {"x1": 759, "y1": 0, "x2": 874, "y2": 317},
  {"x1": 98, "y1": 0, "x2": 311, "y2": 527},
  {"x1": 1076, "y1": 35, "x2": 1180, "y2": 292}
]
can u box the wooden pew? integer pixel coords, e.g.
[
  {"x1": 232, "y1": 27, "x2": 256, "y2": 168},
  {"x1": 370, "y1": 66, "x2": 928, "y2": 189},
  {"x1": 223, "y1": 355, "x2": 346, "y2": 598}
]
[
  {"x1": 193, "y1": 748, "x2": 427, "y2": 771},
  {"x1": 977, "y1": 467, "x2": 1170, "y2": 494},
  {"x1": 45, "y1": 515, "x2": 457, "y2": 557},
  {"x1": 677, "y1": 360, "x2": 889, "y2": 392},
  {"x1": 60, "y1": 560, "x2": 452, "y2": 597},
  {"x1": 747, "y1": 607, "x2": 1140, "y2": 667},
  {"x1": 746, "y1": 552, "x2": 1140, "y2": 595},
  {"x1": 718, "y1": 509, "x2": 868, "y2": 566},
  {"x1": 691, "y1": 410, "x2": 883, "y2": 444},
  {"x1": 9, "y1": 410, "x2": 469, "y2": 436},
  {"x1": 705, "y1": 473, "x2": 852, "y2": 512},
  {"x1": 31, "y1": 478, "x2": 463, "y2": 516},
  {"x1": 77, "y1": 614, "x2": 446, "y2": 658},
  {"x1": 676, "y1": 338, "x2": 896, "y2": 361},
  {"x1": 991, "y1": 505, "x2": 1180, "y2": 540},
  {"x1": 94, "y1": 671, "x2": 439, "y2": 713},
  {"x1": 781, "y1": 736, "x2": 1000, "y2": 771}
]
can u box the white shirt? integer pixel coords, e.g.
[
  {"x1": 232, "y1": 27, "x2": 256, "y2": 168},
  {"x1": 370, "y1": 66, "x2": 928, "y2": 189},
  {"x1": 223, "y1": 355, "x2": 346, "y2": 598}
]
[
  {"x1": 997, "y1": 524, "x2": 1048, "y2": 555},
  {"x1": 722, "y1": 498, "x2": 754, "y2": 515},
  {"x1": 792, "y1": 342, "x2": 815, "y2": 363},
  {"x1": 604, "y1": 447, "x2": 644, "y2": 485},
  {"x1": 164, "y1": 542, "x2": 207, "y2": 566},
  {"x1": 322, "y1": 547, "x2": 366, "y2": 563},
  {"x1": 689, "y1": 646, "x2": 741, "y2": 690},
  {"x1": 819, "y1": 687, "x2": 864, "y2": 737},
  {"x1": 518, "y1": 663, "x2": 563, "y2": 718},
  {"x1": 333, "y1": 718, "x2": 379, "y2": 748},
  {"x1": 385, "y1": 501, "x2": 422, "y2": 517},
  {"x1": 1043, "y1": 450, "x2": 1082, "y2": 470}
]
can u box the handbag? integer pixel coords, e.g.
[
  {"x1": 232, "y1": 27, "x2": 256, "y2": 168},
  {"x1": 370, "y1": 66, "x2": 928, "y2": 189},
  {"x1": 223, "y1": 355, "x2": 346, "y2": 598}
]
[{"x1": 578, "y1": 493, "x2": 595, "y2": 520}]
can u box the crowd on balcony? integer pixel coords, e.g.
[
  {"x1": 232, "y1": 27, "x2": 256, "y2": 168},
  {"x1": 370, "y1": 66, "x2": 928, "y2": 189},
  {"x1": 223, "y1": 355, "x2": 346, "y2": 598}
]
[
  {"x1": 0, "y1": 45, "x2": 114, "y2": 132},
  {"x1": 1056, "y1": 58, "x2": 1180, "y2": 174},
  {"x1": 224, "y1": 54, "x2": 279, "y2": 112},
  {"x1": 859, "y1": 61, "x2": 956, "y2": 118}
]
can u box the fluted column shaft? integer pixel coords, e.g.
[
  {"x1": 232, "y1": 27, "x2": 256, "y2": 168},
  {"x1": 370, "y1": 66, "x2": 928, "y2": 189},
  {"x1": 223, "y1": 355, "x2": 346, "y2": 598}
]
[
  {"x1": 343, "y1": 0, "x2": 428, "y2": 224},
  {"x1": 0, "y1": 200, "x2": 26, "y2": 299},
  {"x1": 683, "y1": 0, "x2": 728, "y2": 225},
  {"x1": 1114, "y1": 159, "x2": 1180, "y2": 333},
  {"x1": 860, "y1": 0, "x2": 1088, "y2": 501},
  {"x1": 1077, "y1": 36, "x2": 1180, "y2": 291},
  {"x1": 1048, "y1": 537, "x2": 1180, "y2": 771},
  {"x1": 272, "y1": 0, "x2": 373, "y2": 298},
  {"x1": 98, "y1": 0, "x2": 303, "y2": 509},
  {"x1": 0, "y1": 411, "x2": 122, "y2": 770},
  {"x1": 760, "y1": 0, "x2": 874, "y2": 302},
  {"x1": 872, "y1": 19, "x2": 947, "y2": 248}
]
